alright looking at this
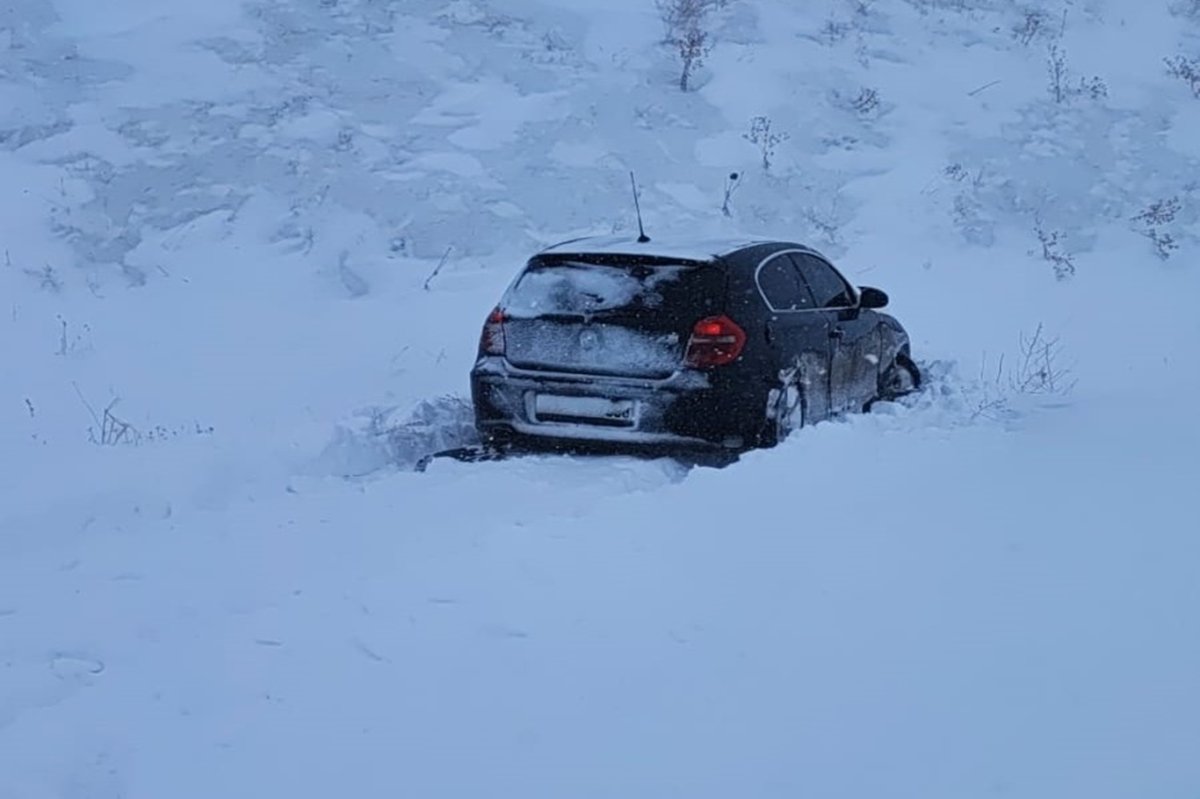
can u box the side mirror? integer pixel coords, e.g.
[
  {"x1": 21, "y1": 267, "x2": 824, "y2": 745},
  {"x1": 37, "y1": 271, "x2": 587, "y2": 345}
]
[{"x1": 859, "y1": 286, "x2": 888, "y2": 309}]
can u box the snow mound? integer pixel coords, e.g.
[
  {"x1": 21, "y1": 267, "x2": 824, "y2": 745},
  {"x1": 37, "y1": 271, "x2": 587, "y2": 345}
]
[
  {"x1": 861, "y1": 358, "x2": 1043, "y2": 430},
  {"x1": 314, "y1": 358, "x2": 1019, "y2": 479},
  {"x1": 316, "y1": 396, "x2": 480, "y2": 477}
]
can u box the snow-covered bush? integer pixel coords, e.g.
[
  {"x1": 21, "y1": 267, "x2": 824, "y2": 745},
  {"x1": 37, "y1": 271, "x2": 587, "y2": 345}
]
[
  {"x1": 812, "y1": 0, "x2": 878, "y2": 65},
  {"x1": 849, "y1": 87, "x2": 882, "y2": 115},
  {"x1": 1012, "y1": 8, "x2": 1050, "y2": 45},
  {"x1": 1046, "y1": 43, "x2": 1108, "y2": 104},
  {"x1": 743, "y1": 115, "x2": 789, "y2": 172},
  {"x1": 1165, "y1": 55, "x2": 1200, "y2": 97},
  {"x1": 656, "y1": 0, "x2": 716, "y2": 91},
  {"x1": 1031, "y1": 222, "x2": 1076, "y2": 281},
  {"x1": 1131, "y1": 197, "x2": 1183, "y2": 260},
  {"x1": 23, "y1": 263, "x2": 63, "y2": 293},
  {"x1": 942, "y1": 162, "x2": 1000, "y2": 246}
]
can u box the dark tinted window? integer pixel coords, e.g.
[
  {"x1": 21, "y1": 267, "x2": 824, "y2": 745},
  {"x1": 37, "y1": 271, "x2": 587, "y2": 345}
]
[
  {"x1": 796, "y1": 254, "x2": 854, "y2": 308},
  {"x1": 756, "y1": 253, "x2": 815, "y2": 311}
]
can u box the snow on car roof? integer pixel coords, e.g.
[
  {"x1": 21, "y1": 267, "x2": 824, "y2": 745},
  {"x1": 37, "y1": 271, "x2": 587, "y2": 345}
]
[{"x1": 539, "y1": 235, "x2": 782, "y2": 262}]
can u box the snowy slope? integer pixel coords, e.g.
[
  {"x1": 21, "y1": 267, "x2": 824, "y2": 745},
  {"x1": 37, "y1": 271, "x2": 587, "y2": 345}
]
[{"x1": 2, "y1": 0, "x2": 1200, "y2": 796}]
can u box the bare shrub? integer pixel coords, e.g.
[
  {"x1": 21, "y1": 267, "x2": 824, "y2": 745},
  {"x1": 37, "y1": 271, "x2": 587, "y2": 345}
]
[
  {"x1": 24, "y1": 264, "x2": 62, "y2": 292},
  {"x1": 1044, "y1": 15, "x2": 1107, "y2": 104},
  {"x1": 1077, "y1": 75, "x2": 1109, "y2": 100},
  {"x1": 1131, "y1": 197, "x2": 1182, "y2": 260},
  {"x1": 942, "y1": 162, "x2": 995, "y2": 245},
  {"x1": 676, "y1": 25, "x2": 710, "y2": 92},
  {"x1": 817, "y1": 0, "x2": 874, "y2": 64},
  {"x1": 851, "y1": 87, "x2": 881, "y2": 115},
  {"x1": 802, "y1": 204, "x2": 843, "y2": 247},
  {"x1": 944, "y1": 162, "x2": 982, "y2": 186},
  {"x1": 74, "y1": 386, "x2": 140, "y2": 446},
  {"x1": 55, "y1": 316, "x2": 92, "y2": 357},
  {"x1": 1047, "y1": 43, "x2": 1069, "y2": 102},
  {"x1": 971, "y1": 324, "x2": 1075, "y2": 419},
  {"x1": 820, "y1": 17, "x2": 851, "y2": 44},
  {"x1": 1165, "y1": 55, "x2": 1200, "y2": 97},
  {"x1": 1032, "y1": 222, "x2": 1076, "y2": 280},
  {"x1": 971, "y1": 354, "x2": 1012, "y2": 422},
  {"x1": 1012, "y1": 8, "x2": 1048, "y2": 45},
  {"x1": 656, "y1": 0, "x2": 715, "y2": 91},
  {"x1": 721, "y1": 171, "x2": 742, "y2": 217},
  {"x1": 743, "y1": 115, "x2": 789, "y2": 172},
  {"x1": 1046, "y1": 45, "x2": 1105, "y2": 103},
  {"x1": 1010, "y1": 324, "x2": 1076, "y2": 395},
  {"x1": 72, "y1": 383, "x2": 214, "y2": 447},
  {"x1": 656, "y1": 0, "x2": 726, "y2": 33}
]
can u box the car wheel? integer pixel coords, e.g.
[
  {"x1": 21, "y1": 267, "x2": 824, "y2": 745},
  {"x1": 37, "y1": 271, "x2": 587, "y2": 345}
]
[
  {"x1": 761, "y1": 378, "x2": 803, "y2": 448},
  {"x1": 873, "y1": 353, "x2": 922, "y2": 406}
]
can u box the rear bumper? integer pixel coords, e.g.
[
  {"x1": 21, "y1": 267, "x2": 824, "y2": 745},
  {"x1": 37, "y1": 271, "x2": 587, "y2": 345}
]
[{"x1": 471, "y1": 358, "x2": 743, "y2": 451}]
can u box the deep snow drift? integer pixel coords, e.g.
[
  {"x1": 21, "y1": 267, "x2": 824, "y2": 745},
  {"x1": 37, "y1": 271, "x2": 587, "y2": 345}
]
[{"x1": 2, "y1": 0, "x2": 1199, "y2": 796}]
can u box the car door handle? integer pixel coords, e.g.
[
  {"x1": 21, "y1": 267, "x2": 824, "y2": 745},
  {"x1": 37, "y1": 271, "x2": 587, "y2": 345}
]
[{"x1": 829, "y1": 327, "x2": 844, "y2": 340}]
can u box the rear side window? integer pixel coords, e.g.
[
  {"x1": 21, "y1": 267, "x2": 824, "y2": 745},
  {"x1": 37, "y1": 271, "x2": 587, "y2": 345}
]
[
  {"x1": 504, "y1": 258, "x2": 721, "y2": 320},
  {"x1": 795, "y1": 254, "x2": 855, "y2": 308},
  {"x1": 756, "y1": 253, "x2": 815, "y2": 311}
]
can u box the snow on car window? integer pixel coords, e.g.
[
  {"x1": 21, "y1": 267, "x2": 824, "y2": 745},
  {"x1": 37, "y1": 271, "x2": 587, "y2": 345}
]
[
  {"x1": 505, "y1": 318, "x2": 685, "y2": 378},
  {"x1": 504, "y1": 261, "x2": 687, "y2": 316}
]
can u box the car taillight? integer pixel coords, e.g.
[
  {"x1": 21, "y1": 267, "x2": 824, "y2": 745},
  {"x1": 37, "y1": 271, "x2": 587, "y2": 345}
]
[
  {"x1": 685, "y1": 314, "x2": 746, "y2": 368},
  {"x1": 479, "y1": 307, "x2": 505, "y2": 355}
]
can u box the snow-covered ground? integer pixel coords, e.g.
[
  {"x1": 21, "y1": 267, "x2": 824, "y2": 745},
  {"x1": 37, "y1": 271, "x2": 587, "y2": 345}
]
[{"x1": 3, "y1": 0, "x2": 1199, "y2": 795}]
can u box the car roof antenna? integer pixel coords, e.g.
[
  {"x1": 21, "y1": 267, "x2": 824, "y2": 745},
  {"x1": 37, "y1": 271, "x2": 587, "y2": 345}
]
[{"x1": 629, "y1": 171, "x2": 651, "y2": 243}]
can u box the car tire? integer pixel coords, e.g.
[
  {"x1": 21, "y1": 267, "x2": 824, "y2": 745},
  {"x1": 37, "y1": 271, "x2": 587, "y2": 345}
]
[
  {"x1": 760, "y1": 378, "x2": 803, "y2": 448},
  {"x1": 871, "y1": 353, "x2": 922, "y2": 408}
]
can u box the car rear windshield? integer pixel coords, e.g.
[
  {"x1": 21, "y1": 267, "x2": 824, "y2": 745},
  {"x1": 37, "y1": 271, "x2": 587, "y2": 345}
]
[{"x1": 503, "y1": 257, "x2": 722, "y2": 320}]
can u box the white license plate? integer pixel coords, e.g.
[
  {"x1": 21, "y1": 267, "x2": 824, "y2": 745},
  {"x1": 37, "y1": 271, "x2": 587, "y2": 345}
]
[{"x1": 534, "y1": 394, "x2": 635, "y2": 424}]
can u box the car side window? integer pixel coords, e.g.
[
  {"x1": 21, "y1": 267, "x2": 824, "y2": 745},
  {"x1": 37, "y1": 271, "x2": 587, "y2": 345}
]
[
  {"x1": 756, "y1": 253, "x2": 815, "y2": 311},
  {"x1": 796, "y1": 254, "x2": 855, "y2": 309}
]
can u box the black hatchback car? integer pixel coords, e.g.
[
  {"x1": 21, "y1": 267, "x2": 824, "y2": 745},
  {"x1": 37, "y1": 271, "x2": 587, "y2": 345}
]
[{"x1": 470, "y1": 236, "x2": 918, "y2": 453}]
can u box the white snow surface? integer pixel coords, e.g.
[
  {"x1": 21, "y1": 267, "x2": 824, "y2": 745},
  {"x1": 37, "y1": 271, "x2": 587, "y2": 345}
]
[{"x1": 3, "y1": 0, "x2": 1200, "y2": 796}]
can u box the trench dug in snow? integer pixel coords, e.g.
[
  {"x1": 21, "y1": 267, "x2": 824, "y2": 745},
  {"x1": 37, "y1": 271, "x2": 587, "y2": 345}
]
[{"x1": 316, "y1": 359, "x2": 991, "y2": 477}]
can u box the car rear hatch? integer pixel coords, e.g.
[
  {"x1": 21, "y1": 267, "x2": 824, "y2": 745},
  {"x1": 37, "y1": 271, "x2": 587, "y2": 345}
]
[{"x1": 500, "y1": 254, "x2": 725, "y2": 380}]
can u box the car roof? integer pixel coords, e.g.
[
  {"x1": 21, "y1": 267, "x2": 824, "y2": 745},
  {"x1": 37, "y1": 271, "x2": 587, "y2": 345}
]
[{"x1": 538, "y1": 234, "x2": 807, "y2": 263}]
